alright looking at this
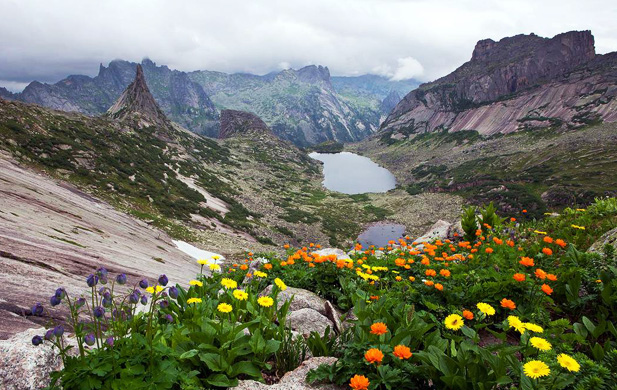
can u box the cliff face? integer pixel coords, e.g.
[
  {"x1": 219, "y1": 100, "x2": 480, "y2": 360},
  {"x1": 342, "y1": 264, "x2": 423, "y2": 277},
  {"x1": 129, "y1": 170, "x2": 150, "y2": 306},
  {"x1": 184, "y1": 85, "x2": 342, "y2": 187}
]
[
  {"x1": 219, "y1": 110, "x2": 272, "y2": 139},
  {"x1": 381, "y1": 31, "x2": 617, "y2": 136}
]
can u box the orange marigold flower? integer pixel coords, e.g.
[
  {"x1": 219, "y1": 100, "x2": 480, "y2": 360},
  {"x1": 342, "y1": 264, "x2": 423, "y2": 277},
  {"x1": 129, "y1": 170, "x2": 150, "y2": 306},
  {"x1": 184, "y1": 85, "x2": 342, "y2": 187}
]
[
  {"x1": 240, "y1": 264, "x2": 248, "y2": 271},
  {"x1": 425, "y1": 269, "x2": 437, "y2": 277},
  {"x1": 440, "y1": 269, "x2": 451, "y2": 277},
  {"x1": 462, "y1": 310, "x2": 474, "y2": 320},
  {"x1": 349, "y1": 375, "x2": 370, "y2": 390},
  {"x1": 543, "y1": 236, "x2": 554, "y2": 244},
  {"x1": 370, "y1": 322, "x2": 388, "y2": 335},
  {"x1": 555, "y1": 239, "x2": 567, "y2": 248},
  {"x1": 409, "y1": 276, "x2": 416, "y2": 282},
  {"x1": 395, "y1": 258, "x2": 406, "y2": 267},
  {"x1": 535, "y1": 269, "x2": 547, "y2": 280},
  {"x1": 421, "y1": 258, "x2": 430, "y2": 265},
  {"x1": 513, "y1": 273, "x2": 526, "y2": 282},
  {"x1": 471, "y1": 248, "x2": 478, "y2": 253},
  {"x1": 547, "y1": 274, "x2": 557, "y2": 281},
  {"x1": 511, "y1": 217, "x2": 516, "y2": 222},
  {"x1": 283, "y1": 244, "x2": 290, "y2": 249},
  {"x1": 506, "y1": 240, "x2": 515, "y2": 247},
  {"x1": 542, "y1": 248, "x2": 553, "y2": 256},
  {"x1": 370, "y1": 295, "x2": 380, "y2": 301},
  {"x1": 393, "y1": 345, "x2": 412, "y2": 360},
  {"x1": 308, "y1": 263, "x2": 315, "y2": 268},
  {"x1": 519, "y1": 257, "x2": 534, "y2": 267},
  {"x1": 522, "y1": 209, "x2": 527, "y2": 213},
  {"x1": 541, "y1": 284, "x2": 553, "y2": 295},
  {"x1": 395, "y1": 276, "x2": 402, "y2": 281},
  {"x1": 434, "y1": 283, "x2": 444, "y2": 291},
  {"x1": 501, "y1": 298, "x2": 516, "y2": 310},
  {"x1": 485, "y1": 247, "x2": 494, "y2": 254},
  {"x1": 364, "y1": 348, "x2": 384, "y2": 364},
  {"x1": 264, "y1": 263, "x2": 273, "y2": 270},
  {"x1": 424, "y1": 280, "x2": 434, "y2": 286},
  {"x1": 493, "y1": 237, "x2": 503, "y2": 245}
]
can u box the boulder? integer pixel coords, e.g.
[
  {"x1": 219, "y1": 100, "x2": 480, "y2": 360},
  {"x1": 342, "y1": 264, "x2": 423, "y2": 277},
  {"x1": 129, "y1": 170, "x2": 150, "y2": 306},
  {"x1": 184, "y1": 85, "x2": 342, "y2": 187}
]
[
  {"x1": 310, "y1": 248, "x2": 351, "y2": 260},
  {"x1": 261, "y1": 286, "x2": 328, "y2": 316},
  {"x1": 286, "y1": 308, "x2": 334, "y2": 336},
  {"x1": 413, "y1": 220, "x2": 452, "y2": 246},
  {"x1": 324, "y1": 301, "x2": 343, "y2": 334},
  {"x1": 232, "y1": 357, "x2": 341, "y2": 390},
  {"x1": 0, "y1": 327, "x2": 62, "y2": 390},
  {"x1": 588, "y1": 227, "x2": 617, "y2": 254}
]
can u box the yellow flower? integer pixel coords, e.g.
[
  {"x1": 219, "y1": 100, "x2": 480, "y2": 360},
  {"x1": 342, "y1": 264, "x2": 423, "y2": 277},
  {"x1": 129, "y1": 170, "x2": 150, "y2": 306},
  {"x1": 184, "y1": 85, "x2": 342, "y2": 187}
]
[
  {"x1": 476, "y1": 303, "x2": 496, "y2": 316},
  {"x1": 507, "y1": 316, "x2": 526, "y2": 334},
  {"x1": 221, "y1": 278, "x2": 238, "y2": 289},
  {"x1": 444, "y1": 314, "x2": 464, "y2": 331},
  {"x1": 189, "y1": 280, "x2": 203, "y2": 287},
  {"x1": 254, "y1": 271, "x2": 267, "y2": 278},
  {"x1": 534, "y1": 230, "x2": 548, "y2": 235},
  {"x1": 523, "y1": 360, "x2": 550, "y2": 379},
  {"x1": 145, "y1": 285, "x2": 164, "y2": 294},
  {"x1": 530, "y1": 337, "x2": 552, "y2": 351},
  {"x1": 557, "y1": 354, "x2": 580, "y2": 372},
  {"x1": 233, "y1": 289, "x2": 248, "y2": 301},
  {"x1": 257, "y1": 296, "x2": 274, "y2": 307},
  {"x1": 209, "y1": 264, "x2": 221, "y2": 271},
  {"x1": 186, "y1": 298, "x2": 202, "y2": 304},
  {"x1": 571, "y1": 224, "x2": 586, "y2": 230},
  {"x1": 524, "y1": 323, "x2": 544, "y2": 333},
  {"x1": 217, "y1": 303, "x2": 232, "y2": 313},
  {"x1": 212, "y1": 255, "x2": 221, "y2": 260},
  {"x1": 197, "y1": 259, "x2": 210, "y2": 265},
  {"x1": 576, "y1": 208, "x2": 586, "y2": 212},
  {"x1": 274, "y1": 278, "x2": 287, "y2": 291}
]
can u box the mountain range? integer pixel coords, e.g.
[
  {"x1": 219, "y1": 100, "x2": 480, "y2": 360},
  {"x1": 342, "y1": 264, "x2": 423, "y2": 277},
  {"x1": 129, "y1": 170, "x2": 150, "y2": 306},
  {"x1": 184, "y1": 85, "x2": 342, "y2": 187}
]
[{"x1": 2, "y1": 60, "x2": 417, "y2": 146}]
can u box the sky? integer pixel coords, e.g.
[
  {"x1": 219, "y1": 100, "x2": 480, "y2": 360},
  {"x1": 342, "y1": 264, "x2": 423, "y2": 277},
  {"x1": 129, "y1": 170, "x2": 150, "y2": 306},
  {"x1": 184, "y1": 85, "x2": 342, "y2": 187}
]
[{"x1": 1, "y1": 0, "x2": 616, "y2": 92}]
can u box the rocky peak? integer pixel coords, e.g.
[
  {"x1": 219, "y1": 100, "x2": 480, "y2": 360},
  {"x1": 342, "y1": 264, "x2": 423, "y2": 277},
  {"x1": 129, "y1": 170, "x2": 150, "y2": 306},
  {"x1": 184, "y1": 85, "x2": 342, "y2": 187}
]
[
  {"x1": 296, "y1": 65, "x2": 331, "y2": 86},
  {"x1": 0, "y1": 87, "x2": 15, "y2": 100},
  {"x1": 380, "y1": 90, "x2": 401, "y2": 114},
  {"x1": 471, "y1": 38, "x2": 497, "y2": 61},
  {"x1": 219, "y1": 109, "x2": 271, "y2": 139},
  {"x1": 106, "y1": 64, "x2": 171, "y2": 129}
]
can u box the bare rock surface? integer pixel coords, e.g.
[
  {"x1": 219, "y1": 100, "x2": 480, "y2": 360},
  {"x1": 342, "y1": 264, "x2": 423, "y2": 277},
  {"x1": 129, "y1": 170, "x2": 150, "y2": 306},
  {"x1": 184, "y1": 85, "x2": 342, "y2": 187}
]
[
  {"x1": 0, "y1": 154, "x2": 205, "y2": 339},
  {"x1": 311, "y1": 248, "x2": 351, "y2": 260},
  {"x1": 220, "y1": 110, "x2": 272, "y2": 139},
  {"x1": 413, "y1": 220, "x2": 452, "y2": 244},
  {"x1": 588, "y1": 227, "x2": 617, "y2": 253},
  {"x1": 286, "y1": 308, "x2": 334, "y2": 336},
  {"x1": 261, "y1": 285, "x2": 328, "y2": 316},
  {"x1": 232, "y1": 357, "x2": 341, "y2": 390}
]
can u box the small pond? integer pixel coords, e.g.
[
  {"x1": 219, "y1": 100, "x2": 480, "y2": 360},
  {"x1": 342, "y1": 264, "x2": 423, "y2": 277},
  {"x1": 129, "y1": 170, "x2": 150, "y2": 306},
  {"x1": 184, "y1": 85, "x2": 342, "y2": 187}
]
[
  {"x1": 309, "y1": 152, "x2": 396, "y2": 194},
  {"x1": 357, "y1": 223, "x2": 406, "y2": 248}
]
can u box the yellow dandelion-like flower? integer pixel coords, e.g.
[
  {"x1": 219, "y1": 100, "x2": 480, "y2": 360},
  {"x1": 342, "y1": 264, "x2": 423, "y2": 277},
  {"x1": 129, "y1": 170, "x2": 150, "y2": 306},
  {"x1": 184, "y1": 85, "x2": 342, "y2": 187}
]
[
  {"x1": 524, "y1": 323, "x2": 544, "y2": 333},
  {"x1": 209, "y1": 263, "x2": 221, "y2": 271},
  {"x1": 274, "y1": 278, "x2": 287, "y2": 291},
  {"x1": 476, "y1": 303, "x2": 496, "y2": 316},
  {"x1": 189, "y1": 280, "x2": 203, "y2": 287},
  {"x1": 212, "y1": 255, "x2": 221, "y2": 260},
  {"x1": 557, "y1": 354, "x2": 580, "y2": 372},
  {"x1": 257, "y1": 296, "x2": 274, "y2": 307},
  {"x1": 444, "y1": 314, "x2": 464, "y2": 331},
  {"x1": 523, "y1": 360, "x2": 550, "y2": 379},
  {"x1": 186, "y1": 298, "x2": 202, "y2": 304},
  {"x1": 534, "y1": 230, "x2": 548, "y2": 235},
  {"x1": 530, "y1": 337, "x2": 552, "y2": 351},
  {"x1": 220, "y1": 278, "x2": 238, "y2": 289},
  {"x1": 507, "y1": 316, "x2": 526, "y2": 334},
  {"x1": 254, "y1": 271, "x2": 267, "y2": 278},
  {"x1": 145, "y1": 285, "x2": 164, "y2": 294},
  {"x1": 197, "y1": 258, "x2": 210, "y2": 265},
  {"x1": 233, "y1": 289, "x2": 248, "y2": 301},
  {"x1": 217, "y1": 303, "x2": 232, "y2": 313}
]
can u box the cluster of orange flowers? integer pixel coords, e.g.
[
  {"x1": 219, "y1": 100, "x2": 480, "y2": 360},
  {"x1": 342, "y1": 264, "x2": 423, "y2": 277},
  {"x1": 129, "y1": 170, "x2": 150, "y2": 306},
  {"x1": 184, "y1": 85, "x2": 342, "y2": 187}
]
[{"x1": 512, "y1": 235, "x2": 566, "y2": 296}]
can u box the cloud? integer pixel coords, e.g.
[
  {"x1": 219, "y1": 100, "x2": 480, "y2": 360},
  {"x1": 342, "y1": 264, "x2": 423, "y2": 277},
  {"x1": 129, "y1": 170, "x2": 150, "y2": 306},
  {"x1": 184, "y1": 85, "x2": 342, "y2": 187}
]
[
  {"x1": 0, "y1": 0, "x2": 615, "y2": 91},
  {"x1": 0, "y1": 80, "x2": 29, "y2": 93}
]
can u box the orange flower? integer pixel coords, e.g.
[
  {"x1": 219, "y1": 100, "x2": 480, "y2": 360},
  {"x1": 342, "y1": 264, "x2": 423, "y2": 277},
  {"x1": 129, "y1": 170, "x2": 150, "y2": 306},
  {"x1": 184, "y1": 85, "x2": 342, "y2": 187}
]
[
  {"x1": 425, "y1": 269, "x2": 437, "y2": 277},
  {"x1": 522, "y1": 209, "x2": 527, "y2": 213},
  {"x1": 408, "y1": 276, "x2": 415, "y2": 282},
  {"x1": 440, "y1": 269, "x2": 451, "y2": 277},
  {"x1": 240, "y1": 264, "x2": 248, "y2": 271},
  {"x1": 471, "y1": 248, "x2": 478, "y2": 253},
  {"x1": 506, "y1": 240, "x2": 515, "y2": 247},
  {"x1": 535, "y1": 269, "x2": 547, "y2": 280},
  {"x1": 421, "y1": 258, "x2": 430, "y2": 265},
  {"x1": 283, "y1": 244, "x2": 290, "y2": 249},
  {"x1": 264, "y1": 263, "x2": 273, "y2": 270},
  {"x1": 395, "y1": 258, "x2": 406, "y2": 267},
  {"x1": 493, "y1": 237, "x2": 503, "y2": 245},
  {"x1": 434, "y1": 283, "x2": 444, "y2": 291},
  {"x1": 543, "y1": 236, "x2": 554, "y2": 244},
  {"x1": 308, "y1": 263, "x2": 315, "y2": 268},
  {"x1": 424, "y1": 280, "x2": 434, "y2": 287},
  {"x1": 364, "y1": 348, "x2": 384, "y2": 364},
  {"x1": 547, "y1": 274, "x2": 557, "y2": 281},
  {"x1": 462, "y1": 310, "x2": 474, "y2": 320},
  {"x1": 541, "y1": 284, "x2": 553, "y2": 295},
  {"x1": 395, "y1": 276, "x2": 402, "y2": 282},
  {"x1": 485, "y1": 247, "x2": 494, "y2": 254},
  {"x1": 370, "y1": 295, "x2": 380, "y2": 301},
  {"x1": 370, "y1": 322, "x2": 388, "y2": 335},
  {"x1": 519, "y1": 257, "x2": 534, "y2": 267},
  {"x1": 393, "y1": 345, "x2": 412, "y2": 360},
  {"x1": 555, "y1": 239, "x2": 567, "y2": 248},
  {"x1": 349, "y1": 375, "x2": 370, "y2": 390},
  {"x1": 500, "y1": 298, "x2": 516, "y2": 310},
  {"x1": 511, "y1": 217, "x2": 516, "y2": 222},
  {"x1": 542, "y1": 248, "x2": 553, "y2": 256},
  {"x1": 513, "y1": 273, "x2": 526, "y2": 282}
]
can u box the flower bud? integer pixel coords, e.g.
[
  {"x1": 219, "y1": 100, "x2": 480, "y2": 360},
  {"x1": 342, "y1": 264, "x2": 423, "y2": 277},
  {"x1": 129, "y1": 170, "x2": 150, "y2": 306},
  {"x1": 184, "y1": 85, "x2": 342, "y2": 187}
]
[
  {"x1": 53, "y1": 326, "x2": 64, "y2": 338},
  {"x1": 31, "y1": 302, "x2": 44, "y2": 316},
  {"x1": 96, "y1": 267, "x2": 108, "y2": 278},
  {"x1": 140, "y1": 295, "x2": 148, "y2": 305},
  {"x1": 93, "y1": 306, "x2": 105, "y2": 318},
  {"x1": 158, "y1": 274, "x2": 169, "y2": 286},
  {"x1": 54, "y1": 288, "x2": 66, "y2": 299},
  {"x1": 129, "y1": 292, "x2": 139, "y2": 304},
  {"x1": 165, "y1": 314, "x2": 173, "y2": 323},
  {"x1": 139, "y1": 279, "x2": 149, "y2": 289},
  {"x1": 32, "y1": 335, "x2": 43, "y2": 346},
  {"x1": 50, "y1": 295, "x2": 61, "y2": 307},
  {"x1": 86, "y1": 274, "x2": 98, "y2": 287},
  {"x1": 116, "y1": 273, "x2": 127, "y2": 285},
  {"x1": 102, "y1": 297, "x2": 112, "y2": 308},
  {"x1": 75, "y1": 297, "x2": 86, "y2": 309},
  {"x1": 105, "y1": 337, "x2": 114, "y2": 347},
  {"x1": 168, "y1": 286, "x2": 178, "y2": 299},
  {"x1": 44, "y1": 329, "x2": 54, "y2": 340},
  {"x1": 84, "y1": 333, "x2": 96, "y2": 346},
  {"x1": 159, "y1": 300, "x2": 169, "y2": 309}
]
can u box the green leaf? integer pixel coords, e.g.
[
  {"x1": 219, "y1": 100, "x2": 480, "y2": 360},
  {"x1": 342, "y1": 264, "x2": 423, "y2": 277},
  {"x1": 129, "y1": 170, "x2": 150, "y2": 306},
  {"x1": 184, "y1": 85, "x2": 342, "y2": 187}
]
[
  {"x1": 199, "y1": 352, "x2": 226, "y2": 372},
  {"x1": 582, "y1": 316, "x2": 596, "y2": 337},
  {"x1": 231, "y1": 361, "x2": 262, "y2": 379},
  {"x1": 179, "y1": 349, "x2": 199, "y2": 359},
  {"x1": 205, "y1": 374, "x2": 238, "y2": 387}
]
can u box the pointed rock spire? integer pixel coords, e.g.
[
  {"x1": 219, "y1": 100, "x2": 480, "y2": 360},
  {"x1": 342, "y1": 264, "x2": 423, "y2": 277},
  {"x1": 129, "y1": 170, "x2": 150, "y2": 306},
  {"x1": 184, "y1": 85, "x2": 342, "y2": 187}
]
[{"x1": 106, "y1": 64, "x2": 170, "y2": 128}]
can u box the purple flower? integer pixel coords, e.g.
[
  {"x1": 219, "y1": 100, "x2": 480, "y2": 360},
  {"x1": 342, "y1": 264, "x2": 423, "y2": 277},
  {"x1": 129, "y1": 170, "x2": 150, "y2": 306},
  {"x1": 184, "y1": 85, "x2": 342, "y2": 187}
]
[
  {"x1": 32, "y1": 335, "x2": 43, "y2": 346},
  {"x1": 140, "y1": 295, "x2": 148, "y2": 305},
  {"x1": 129, "y1": 291, "x2": 139, "y2": 304},
  {"x1": 44, "y1": 329, "x2": 54, "y2": 341},
  {"x1": 50, "y1": 295, "x2": 61, "y2": 307},
  {"x1": 158, "y1": 274, "x2": 169, "y2": 286},
  {"x1": 75, "y1": 297, "x2": 86, "y2": 309},
  {"x1": 96, "y1": 267, "x2": 108, "y2": 278},
  {"x1": 53, "y1": 326, "x2": 64, "y2": 338},
  {"x1": 105, "y1": 337, "x2": 114, "y2": 347},
  {"x1": 165, "y1": 314, "x2": 173, "y2": 323},
  {"x1": 86, "y1": 274, "x2": 98, "y2": 287},
  {"x1": 168, "y1": 286, "x2": 178, "y2": 299},
  {"x1": 102, "y1": 297, "x2": 112, "y2": 308},
  {"x1": 116, "y1": 273, "x2": 127, "y2": 285},
  {"x1": 84, "y1": 333, "x2": 96, "y2": 346},
  {"x1": 54, "y1": 288, "x2": 66, "y2": 299},
  {"x1": 159, "y1": 300, "x2": 169, "y2": 309},
  {"x1": 139, "y1": 279, "x2": 149, "y2": 289},
  {"x1": 93, "y1": 306, "x2": 105, "y2": 318},
  {"x1": 31, "y1": 303, "x2": 44, "y2": 316}
]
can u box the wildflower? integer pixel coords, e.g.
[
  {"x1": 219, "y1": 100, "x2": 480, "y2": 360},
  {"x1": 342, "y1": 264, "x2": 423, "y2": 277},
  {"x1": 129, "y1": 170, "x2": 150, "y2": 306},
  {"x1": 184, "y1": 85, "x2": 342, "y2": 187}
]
[
  {"x1": 519, "y1": 257, "x2": 534, "y2": 267},
  {"x1": 31, "y1": 303, "x2": 44, "y2": 316},
  {"x1": 158, "y1": 275, "x2": 169, "y2": 286},
  {"x1": 274, "y1": 278, "x2": 287, "y2": 291},
  {"x1": 408, "y1": 276, "x2": 415, "y2": 282},
  {"x1": 530, "y1": 337, "x2": 552, "y2": 351},
  {"x1": 508, "y1": 316, "x2": 526, "y2": 333},
  {"x1": 240, "y1": 264, "x2": 248, "y2": 270},
  {"x1": 115, "y1": 274, "x2": 127, "y2": 285},
  {"x1": 370, "y1": 322, "x2": 388, "y2": 335},
  {"x1": 159, "y1": 300, "x2": 169, "y2": 309},
  {"x1": 534, "y1": 269, "x2": 547, "y2": 280},
  {"x1": 555, "y1": 239, "x2": 567, "y2": 248},
  {"x1": 524, "y1": 323, "x2": 544, "y2": 333},
  {"x1": 571, "y1": 224, "x2": 585, "y2": 230},
  {"x1": 209, "y1": 264, "x2": 221, "y2": 271},
  {"x1": 189, "y1": 280, "x2": 203, "y2": 287},
  {"x1": 221, "y1": 278, "x2": 238, "y2": 289},
  {"x1": 541, "y1": 284, "x2": 553, "y2": 295},
  {"x1": 462, "y1": 310, "x2": 474, "y2": 320},
  {"x1": 168, "y1": 286, "x2": 178, "y2": 299},
  {"x1": 146, "y1": 285, "x2": 164, "y2": 294},
  {"x1": 349, "y1": 375, "x2": 370, "y2": 390},
  {"x1": 87, "y1": 274, "x2": 98, "y2": 287},
  {"x1": 93, "y1": 306, "x2": 105, "y2": 318},
  {"x1": 32, "y1": 335, "x2": 43, "y2": 346},
  {"x1": 533, "y1": 230, "x2": 546, "y2": 235},
  {"x1": 500, "y1": 298, "x2": 516, "y2": 310},
  {"x1": 493, "y1": 237, "x2": 503, "y2": 245},
  {"x1": 485, "y1": 247, "x2": 494, "y2": 254},
  {"x1": 75, "y1": 297, "x2": 86, "y2": 308},
  {"x1": 217, "y1": 303, "x2": 232, "y2": 313},
  {"x1": 547, "y1": 274, "x2": 557, "y2": 281},
  {"x1": 434, "y1": 283, "x2": 444, "y2": 291},
  {"x1": 393, "y1": 345, "x2": 412, "y2": 359},
  {"x1": 364, "y1": 348, "x2": 384, "y2": 364},
  {"x1": 395, "y1": 258, "x2": 406, "y2": 267},
  {"x1": 257, "y1": 296, "x2": 274, "y2": 307},
  {"x1": 542, "y1": 248, "x2": 553, "y2": 256},
  {"x1": 254, "y1": 271, "x2": 267, "y2": 278},
  {"x1": 543, "y1": 236, "x2": 553, "y2": 244},
  {"x1": 476, "y1": 303, "x2": 496, "y2": 316},
  {"x1": 129, "y1": 291, "x2": 140, "y2": 304},
  {"x1": 139, "y1": 279, "x2": 149, "y2": 289},
  {"x1": 53, "y1": 326, "x2": 64, "y2": 338},
  {"x1": 44, "y1": 329, "x2": 54, "y2": 341},
  {"x1": 105, "y1": 337, "x2": 114, "y2": 347},
  {"x1": 557, "y1": 354, "x2": 580, "y2": 372},
  {"x1": 84, "y1": 333, "x2": 95, "y2": 346},
  {"x1": 186, "y1": 298, "x2": 202, "y2": 304},
  {"x1": 396, "y1": 276, "x2": 403, "y2": 282},
  {"x1": 424, "y1": 280, "x2": 434, "y2": 287},
  {"x1": 440, "y1": 269, "x2": 451, "y2": 277},
  {"x1": 264, "y1": 263, "x2": 273, "y2": 270},
  {"x1": 233, "y1": 289, "x2": 248, "y2": 300},
  {"x1": 284, "y1": 244, "x2": 290, "y2": 249},
  {"x1": 197, "y1": 258, "x2": 209, "y2": 265},
  {"x1": 523, "y1": 360, "x2": 550, "y2": 379},
  {"x1": 444, "y1": 314, "x2": 464, "y2": 330},
  {"x1": 513, "y1": 273, "x2": 526, "y2": 282},
  {"x1": 425, "y1": 269, "x2": 437, "y2": 277},
  {"x1": 140, "y1": 295, "x2": 148, "y2": 305}
]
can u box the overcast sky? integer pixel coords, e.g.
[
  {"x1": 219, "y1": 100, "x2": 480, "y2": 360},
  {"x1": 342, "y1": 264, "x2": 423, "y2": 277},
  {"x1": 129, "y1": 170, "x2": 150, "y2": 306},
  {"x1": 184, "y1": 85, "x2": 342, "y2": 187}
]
[{"x1": 1, "y1": 0, "x2": 616, "y2": 92}]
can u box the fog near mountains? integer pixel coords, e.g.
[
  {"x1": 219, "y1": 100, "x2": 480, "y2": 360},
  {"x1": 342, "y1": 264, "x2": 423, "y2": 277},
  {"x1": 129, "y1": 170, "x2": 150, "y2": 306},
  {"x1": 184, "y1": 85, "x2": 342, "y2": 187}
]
[{"x1": 0, "y1": 0, "x2": 616, "y2": 91}]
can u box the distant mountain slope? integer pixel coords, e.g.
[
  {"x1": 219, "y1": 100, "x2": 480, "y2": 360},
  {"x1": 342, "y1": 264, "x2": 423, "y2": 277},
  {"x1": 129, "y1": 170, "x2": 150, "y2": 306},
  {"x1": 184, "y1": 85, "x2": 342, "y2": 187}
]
[{"x1": 381, "y1": 30, "x2": 617, "y2": 136}]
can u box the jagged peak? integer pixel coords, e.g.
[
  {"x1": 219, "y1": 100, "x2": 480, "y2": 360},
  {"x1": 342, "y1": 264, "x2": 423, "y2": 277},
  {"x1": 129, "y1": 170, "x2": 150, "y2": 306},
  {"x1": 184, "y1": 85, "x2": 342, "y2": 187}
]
[{"x1": 219, "y1": 109, "x2": 272, "y2": 139}]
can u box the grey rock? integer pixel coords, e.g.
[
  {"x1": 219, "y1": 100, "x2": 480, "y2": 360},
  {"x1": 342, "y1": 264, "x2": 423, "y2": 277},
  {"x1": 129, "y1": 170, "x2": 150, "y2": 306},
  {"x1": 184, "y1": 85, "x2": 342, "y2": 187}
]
[
  {"x1": 323, "y1": 301, "x2": 343, "y2": 334},
  {"x1": 261, "y1": 286, "x2": 328, "y2": 316},
  {"x1": 310, "y1": 248, "x2": 351, "y2": 260},
  {"x1": 413, "y1": 220, "x2": 452, "y2": 245},
  {"x1": 588, "y1": 227, "x2": 617, "y2": 254},
  {"x1": 286, "y1": 308, "x2": 334, "y2": 336}
]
